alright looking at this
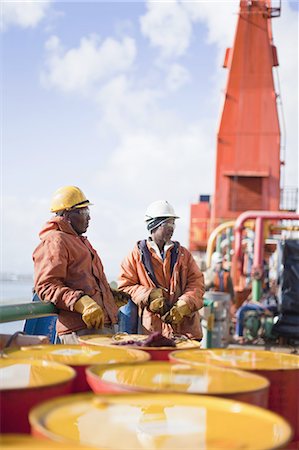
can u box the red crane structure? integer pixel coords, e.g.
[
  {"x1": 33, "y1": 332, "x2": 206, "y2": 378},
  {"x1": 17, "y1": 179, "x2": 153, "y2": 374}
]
[{"x1": 189, "y1": 0, "x2": 283, "y2": 253}]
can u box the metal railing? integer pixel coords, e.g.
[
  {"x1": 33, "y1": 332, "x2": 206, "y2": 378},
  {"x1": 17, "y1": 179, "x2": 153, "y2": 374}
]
[
  {"x1": 0, "y1": 302, "x2": 57, "y2": 323},
  {"x1": 0, "y1": 299, "x2": 215, "y2": 348}
]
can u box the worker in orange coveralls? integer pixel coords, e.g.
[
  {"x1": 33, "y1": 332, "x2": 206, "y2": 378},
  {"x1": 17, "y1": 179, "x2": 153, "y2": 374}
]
[
  {"x1": 205, "y1": 252, "x2": 235, "y2": 300},
  {"x1": 118, "y1": 200, "x2": 205, "y2": 340},
  {"x1": 33, "y1": 186, "x2": 128, "y2": 344}
]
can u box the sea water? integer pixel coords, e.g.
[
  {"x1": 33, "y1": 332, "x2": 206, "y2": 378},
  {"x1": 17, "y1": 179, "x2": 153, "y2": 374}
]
[{"x1": 0, "y1": 279, "x2": 34, "y2": 334}]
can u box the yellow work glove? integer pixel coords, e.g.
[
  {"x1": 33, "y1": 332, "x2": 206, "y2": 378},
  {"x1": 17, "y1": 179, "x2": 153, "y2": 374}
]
[
  {"x1": 111, "y1": 288, "x2": 131, "y2": 308},
  {"x1": 149, "y1": 288, "x2": 164, "y2": 301},
  {"x1": 74, "y1": 295, "x2": 104, "y2": 329},
  {"x1": 162, "y1": 299, "x2": 191, "y2": 325},
  {"x1": 148, "y1": 288, "x2": 169, "y2": 316}
]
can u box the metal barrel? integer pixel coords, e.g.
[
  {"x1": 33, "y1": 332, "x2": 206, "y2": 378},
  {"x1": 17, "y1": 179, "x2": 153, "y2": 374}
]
[
  {"x1": 2, "y1": 344, "x2": 150, "y2": 393},
  {"x1": 200, "y1": 292, "x2": 231, "y2": 348},
  {"x1": 86, "y1": 361, "x2": 269, "y2": 408},
  {"x1": 169, "y1": 348, "x2": 299, "y2": 443},
  {"x1": 0, "y1": 434, "x2": 94, "y2": 449},
  {"x1": 0, "y1": 359, "x2": 75, "y2": 433},
  {"x1": 29, "y1": 392, "x2": 292, "y2": 449}
]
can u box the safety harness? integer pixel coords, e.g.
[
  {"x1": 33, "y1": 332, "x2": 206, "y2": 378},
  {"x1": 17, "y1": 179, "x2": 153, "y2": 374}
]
[{"x1": 138, "y1": 239, "x2": 180, "y2": 288}]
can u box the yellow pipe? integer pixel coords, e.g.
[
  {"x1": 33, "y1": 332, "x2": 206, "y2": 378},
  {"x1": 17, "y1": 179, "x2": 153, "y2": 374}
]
[
  {"x1": 206, "y1": 221, "x2": 235, "y2": 268},
  {"x1": 269, "y1": 225, "x2": 299, "y2": 232}
]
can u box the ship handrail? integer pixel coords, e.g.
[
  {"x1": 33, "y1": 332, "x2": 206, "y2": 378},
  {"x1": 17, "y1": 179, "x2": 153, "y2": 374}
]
[
  {"x1": 0, "y1": 299, "x2": 214, "y2": 324},
  {"x1": 0, "y1": 299, "x2": 215, "y2": 348},
  {"x1": 0, "y1": 302, "x2": 57, "y2": 324}
]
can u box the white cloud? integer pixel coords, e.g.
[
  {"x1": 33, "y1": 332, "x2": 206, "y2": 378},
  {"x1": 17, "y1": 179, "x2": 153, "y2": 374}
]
[
  {"x1": 165, "y1": 63, "x2": 191, "y2": 91},
  {"x1": 94, "y1": 126, "x2": 213, "y2": 199},
  {"x1": 140, "y1": 0, "x2": 239, "y2": 61},
  {"x1": 1, "y1": 195, "x2": 49, "y2": 275},
  {"x1": 95, "y1": 75, "x2": 163, "y2": 136},
  {"x1": 182, "y1": 1, "x2": 239, "y2": 48},
  {"x1": 1, "y1": 0, "x2": 51, "y2": 31},
  {"x1": 41, "y1": 34, "x2": 136, "y2": 93},
  {"x1": 140, "y1": 0, "x2": 192, "y2": 58}
]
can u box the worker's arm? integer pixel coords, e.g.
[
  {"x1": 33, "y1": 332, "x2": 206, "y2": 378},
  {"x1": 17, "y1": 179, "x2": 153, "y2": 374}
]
[
  {"x1": 33, "y1": 237, "x2": 84, "y2": 311},
  {"x1": 118, "y1": 249, "x2": 152, "y2": 309}
]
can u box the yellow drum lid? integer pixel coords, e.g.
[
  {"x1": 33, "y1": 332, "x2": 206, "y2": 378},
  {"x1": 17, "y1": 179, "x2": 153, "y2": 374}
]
[
  {"x1": 87, "y1": 361, "x2": 269, "y2": 394},
  {"x1": 0, "y1": 434, "x2": 94, "y2": 449},
  {"x1": 170, "y1": 349, "x2": 299, "y2": 371},
  {"x1": 29, "y1": 392, "x2": 292, "y2": 450},
  {"x1": 3, "y1": 344, "x2": 150, "y2": 365},
  {"x1": 79, "y1": 333, "x2": 201, "y2": 350},
  {"x1": 0, "y1": 358, "x2": 75, "y2": 390}
]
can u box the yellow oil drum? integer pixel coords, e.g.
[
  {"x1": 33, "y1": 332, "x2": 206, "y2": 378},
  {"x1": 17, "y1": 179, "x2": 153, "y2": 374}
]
[
  {"x1": 86, "y1": 361, "x2": 269, "y2": 408},
  {"x1": 29, "y1": 392, "x2": 292, "y2": 449},
  {"x1": 3, "y1": 344, "x2": 150, "y2": 393},
  {"x1": 79, "y1": 334, "x2": 200, "y2": 361},
  {"x1": 0, "y1": 434, "x2": 95, "y2": 449},
  {"x1": 170, "y1": 348, "x2": 299, "y2": 444},
  {"x1": 0, "y1": 358, "x2": 75, "y2": 434}
]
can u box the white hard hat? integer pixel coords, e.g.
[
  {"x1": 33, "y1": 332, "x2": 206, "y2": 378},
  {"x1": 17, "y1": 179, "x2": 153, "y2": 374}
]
[
  {"x1": 211, "y1": 252, "x2": 223, "y2": 265},
  {"x1": 144, "y1": 200, "x2": 179, "y2": 222}
]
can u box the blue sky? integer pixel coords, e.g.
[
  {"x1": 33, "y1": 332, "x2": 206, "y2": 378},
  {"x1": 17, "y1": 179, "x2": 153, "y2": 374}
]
[{"x1": 1, "y1": 0, "x2": 298, "y2": 280}]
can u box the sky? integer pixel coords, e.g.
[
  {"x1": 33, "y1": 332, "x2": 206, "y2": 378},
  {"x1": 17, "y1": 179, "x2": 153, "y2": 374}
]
[{"x1": 1, "y1": 0, "x2": 298, "y2": 281}]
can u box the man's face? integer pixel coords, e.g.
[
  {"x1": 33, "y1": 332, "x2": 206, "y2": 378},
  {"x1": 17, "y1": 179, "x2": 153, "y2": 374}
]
[
  {"x1": 66, "y1": 207, "x2": 90, "y2": 235},
  {"x1": 152, "y1": 218, "x2": 175, "y2": 243}
]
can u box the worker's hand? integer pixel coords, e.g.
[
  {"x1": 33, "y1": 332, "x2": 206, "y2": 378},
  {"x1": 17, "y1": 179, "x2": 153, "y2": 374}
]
[
  {"x1": 149, "y1": 288, "x2": 164, "y2": 301},
  {"x1": 111, "y1": 288, "x2": 131, "y2": 308},
  {"x1": 148, "y1": 288, "x2": 169, "y2": 316},
  {"x1": 74, "y1": 295, "x2": 104, "y2": 329},
  {"x1": 161, "y1": 299, "x2": 191, "y2": 325}
]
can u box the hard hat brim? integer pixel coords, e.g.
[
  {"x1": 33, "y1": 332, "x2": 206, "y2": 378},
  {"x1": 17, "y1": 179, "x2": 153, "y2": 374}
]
[
  {"x1": 72, "y1": 201, "x2": 93, "y2": 209},
  {"x1": 145, "y1": 214, "x2": 180, "y2": 222},
  {"x1": 51, "y1": 201, "x2": 92, "y2": 213}
]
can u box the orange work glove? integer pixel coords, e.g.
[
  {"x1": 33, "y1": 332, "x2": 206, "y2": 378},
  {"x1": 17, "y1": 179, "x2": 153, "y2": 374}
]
[
  {"x1": 74, "y1": 295, "x2": 104, "y2": 329},
  {"x1": 110, "y1": 288, "x2": 131, "y2": 308},
  {"x1": 148, "y1": 288, "x2": 169, "y2": 316},
  {"x1": 162, "y1": 299, "x2": 191, "y2": 325}
]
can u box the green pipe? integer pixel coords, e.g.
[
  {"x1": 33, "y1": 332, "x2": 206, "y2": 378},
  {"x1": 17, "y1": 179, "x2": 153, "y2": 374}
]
[
  {"x1": 226, "y1": 227, "x2": 232, "y2": 263},
  {"x1": 216, "y1": 235, "x2": 222, "y2": 253},
  {"x1": 203, "y1": 299, "x2": 212, "y2": 308},
  {"x1": 0, "y1": 302, "x2": 57, "y2": 323},
  {"x1": 203, "y1": 298, "x2": 214, "y2": 349},
  {"x1": 252, "y1": 279, "x2": 262, "y2": 301}
]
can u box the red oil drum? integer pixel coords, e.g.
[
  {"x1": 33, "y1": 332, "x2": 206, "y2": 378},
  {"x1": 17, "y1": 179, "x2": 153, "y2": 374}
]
[
  {"x1": 86, "y1": 361, "x2": 269, "y2": 407},
  {"x1": 79, "y1": 334, "x2": 200, "y2": 361},
  {"x1": 3, "y1": 344, "x2": 150, "y2": 393},
  {"x1": 0, "y1": 434, "x2": 95, "y2": 449},
  {"x1": 170, "y1": 348, "x2": 299, "y2": 443},
  {"x1": 0, "y1": 358, "x2": 75, "y2": 433},
  {"x1": 29, "y1": 392, "x2": 292, "y2": 449}
]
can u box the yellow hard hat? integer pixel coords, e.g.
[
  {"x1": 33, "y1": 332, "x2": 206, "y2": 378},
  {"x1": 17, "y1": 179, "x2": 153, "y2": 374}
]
[{"x1": 50, "y1": 186, "x2": 92, "y2": 213}]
